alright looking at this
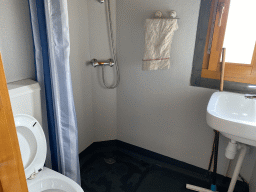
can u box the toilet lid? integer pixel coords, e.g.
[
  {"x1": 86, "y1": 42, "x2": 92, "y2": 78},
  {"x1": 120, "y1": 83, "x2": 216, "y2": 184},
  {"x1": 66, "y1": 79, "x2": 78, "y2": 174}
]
[{"x1": 14, "y1": 114, "x2": 47, "y2": 179}]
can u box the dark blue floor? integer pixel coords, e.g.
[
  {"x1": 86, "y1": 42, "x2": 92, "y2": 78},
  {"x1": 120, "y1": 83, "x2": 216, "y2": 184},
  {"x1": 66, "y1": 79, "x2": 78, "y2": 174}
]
[
  {"x1": 79, "y1": 151, "x2": 248, "y2": 192},
  {"x1": 80, "y1": 152, "x2": 149, "y2": 192},
  {"x1": 79, "y1": 140, "x2": 249, "y2": 192}
]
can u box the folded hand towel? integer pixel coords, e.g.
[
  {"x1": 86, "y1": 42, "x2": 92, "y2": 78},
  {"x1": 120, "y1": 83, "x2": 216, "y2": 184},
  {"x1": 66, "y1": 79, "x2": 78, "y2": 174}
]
[{"x1": 143, "y1": 19, "x2": 178, "y2": 71}]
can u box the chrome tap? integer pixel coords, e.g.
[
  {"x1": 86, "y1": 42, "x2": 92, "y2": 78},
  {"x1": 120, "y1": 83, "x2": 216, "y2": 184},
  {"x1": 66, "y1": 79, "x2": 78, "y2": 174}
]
[{"x1": 244, "y1": 94, "x2": 256, "y2": 99}]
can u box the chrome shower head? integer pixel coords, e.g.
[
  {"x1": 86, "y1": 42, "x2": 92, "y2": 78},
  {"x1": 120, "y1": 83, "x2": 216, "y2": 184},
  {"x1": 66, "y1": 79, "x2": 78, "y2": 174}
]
[{"x1": 99, "y1": 0, "x2": 104, "y2": 3}]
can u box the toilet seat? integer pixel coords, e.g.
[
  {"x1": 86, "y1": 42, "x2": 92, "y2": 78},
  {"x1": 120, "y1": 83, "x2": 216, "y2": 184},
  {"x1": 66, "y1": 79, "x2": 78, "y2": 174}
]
[
  {"x1": 14, "y1": 114, "x2": 84, "y2": 192},
  {"x1": 14, "y1": 114, "x2": 47, "y2": 179}
]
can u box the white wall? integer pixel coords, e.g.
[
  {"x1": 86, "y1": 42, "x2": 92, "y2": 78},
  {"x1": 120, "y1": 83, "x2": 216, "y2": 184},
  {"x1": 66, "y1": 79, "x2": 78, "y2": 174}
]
[
  {"x1": 68, "y1": 0, "x2": 94, "y2": 152},
  {"x1": 0, "y1": 0, "x2": 35, "y2": 83},
  {"x1": 87, "y1": 0, "x2": 117, "y2": 141},
  {"x1": 116, "y1": 0, "x2": 255, "y2": 181}
]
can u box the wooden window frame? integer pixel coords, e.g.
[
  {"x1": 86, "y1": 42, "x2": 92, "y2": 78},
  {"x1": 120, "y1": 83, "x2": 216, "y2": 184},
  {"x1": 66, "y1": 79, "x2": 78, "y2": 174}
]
[{"x1": 201, "y1": 0, "x2": 256, "y2": 85}]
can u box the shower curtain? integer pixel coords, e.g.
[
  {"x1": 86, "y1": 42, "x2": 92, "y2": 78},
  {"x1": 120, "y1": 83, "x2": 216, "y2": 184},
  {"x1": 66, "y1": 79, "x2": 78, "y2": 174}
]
[{"x1": 28, "y1": 0, "x2": 81, "y2": 184}]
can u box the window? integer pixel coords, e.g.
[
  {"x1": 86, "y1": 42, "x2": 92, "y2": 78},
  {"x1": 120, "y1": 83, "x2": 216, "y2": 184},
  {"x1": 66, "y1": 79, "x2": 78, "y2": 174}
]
[
  {"x1": 202, "y1": 0, "x2": 256, "y2": 84},
  {"x1": 191, "y1": 0, "x2": 256, "y2": 91}
]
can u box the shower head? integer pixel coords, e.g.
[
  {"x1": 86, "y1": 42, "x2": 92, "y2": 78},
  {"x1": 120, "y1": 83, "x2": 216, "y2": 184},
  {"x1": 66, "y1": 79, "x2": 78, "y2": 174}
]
[{"x1": 99, "y1": 0, "x2": 104, "y2": 3}]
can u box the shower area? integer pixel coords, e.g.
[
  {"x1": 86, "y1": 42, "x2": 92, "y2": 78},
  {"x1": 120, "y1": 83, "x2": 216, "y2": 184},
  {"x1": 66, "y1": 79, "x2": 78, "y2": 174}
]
[{"x1": 67, "y1": 0, "x2": 119, "y2": 150}]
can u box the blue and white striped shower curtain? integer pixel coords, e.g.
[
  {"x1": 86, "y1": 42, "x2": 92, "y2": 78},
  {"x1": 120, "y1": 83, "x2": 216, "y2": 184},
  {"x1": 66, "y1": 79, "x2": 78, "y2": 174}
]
[{"x1": 28, "y1": 0, "x2": 81, "y2": 184}]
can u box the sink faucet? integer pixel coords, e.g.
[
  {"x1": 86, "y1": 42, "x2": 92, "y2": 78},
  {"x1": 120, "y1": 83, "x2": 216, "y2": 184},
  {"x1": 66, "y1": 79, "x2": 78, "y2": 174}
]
[{"x1": 244, "y1": 94, "x2": 256, "y2": 99}]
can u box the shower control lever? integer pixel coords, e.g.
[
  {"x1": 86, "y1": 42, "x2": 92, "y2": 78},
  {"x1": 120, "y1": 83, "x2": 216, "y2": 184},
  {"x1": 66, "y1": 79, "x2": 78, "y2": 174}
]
[{"x1": 91, "y1": 59, "x2": 114, "y2": 67}]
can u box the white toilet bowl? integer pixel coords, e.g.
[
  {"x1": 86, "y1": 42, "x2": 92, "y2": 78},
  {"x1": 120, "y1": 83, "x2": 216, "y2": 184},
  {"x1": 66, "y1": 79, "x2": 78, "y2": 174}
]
[
  {"x1": 14, "y1": 114, "x2": 83, "y2": 192},
  {"x1": 27, "y1": 167, "x2": 82, "y2": 192}
]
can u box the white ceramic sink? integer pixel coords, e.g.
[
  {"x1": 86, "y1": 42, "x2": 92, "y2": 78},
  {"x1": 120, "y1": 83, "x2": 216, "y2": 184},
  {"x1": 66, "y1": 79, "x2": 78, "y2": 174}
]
[{"x1": 207, "y1": 91, "x2": 256, "y2": 146}]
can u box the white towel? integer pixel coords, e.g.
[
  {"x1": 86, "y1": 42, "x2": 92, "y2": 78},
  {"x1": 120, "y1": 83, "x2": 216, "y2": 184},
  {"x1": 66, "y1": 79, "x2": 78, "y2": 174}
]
[{"x1": 143, "y1": 19, "x2": 178, "y2": 71}]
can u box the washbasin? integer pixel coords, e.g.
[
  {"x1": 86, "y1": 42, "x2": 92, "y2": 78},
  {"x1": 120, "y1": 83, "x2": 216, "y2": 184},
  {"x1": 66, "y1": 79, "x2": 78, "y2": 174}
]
[{"x1": 207, "y1": 91, "x2": 256, "y2": 146}]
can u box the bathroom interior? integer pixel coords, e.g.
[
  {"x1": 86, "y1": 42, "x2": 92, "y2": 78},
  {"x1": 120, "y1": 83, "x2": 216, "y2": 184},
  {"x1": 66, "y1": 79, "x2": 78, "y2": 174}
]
[{"x1": 0, "y1": 0, "x2": 256, "y2": 191}]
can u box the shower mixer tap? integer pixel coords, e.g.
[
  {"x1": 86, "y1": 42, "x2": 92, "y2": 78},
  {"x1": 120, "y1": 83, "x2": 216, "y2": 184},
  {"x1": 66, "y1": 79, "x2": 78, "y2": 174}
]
[{"x1": 91, "y1": 59, "x2": 114, "y2": 67}]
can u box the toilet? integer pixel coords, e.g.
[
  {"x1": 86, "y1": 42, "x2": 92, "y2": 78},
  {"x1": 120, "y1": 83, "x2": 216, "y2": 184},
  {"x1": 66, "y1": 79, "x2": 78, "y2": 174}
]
[{"x1": 8, "y1": 79, "x2": 84, "y2": 192}]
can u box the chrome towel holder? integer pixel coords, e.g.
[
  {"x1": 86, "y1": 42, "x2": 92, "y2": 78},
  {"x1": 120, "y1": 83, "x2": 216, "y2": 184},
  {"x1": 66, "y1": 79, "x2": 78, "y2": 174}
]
[{"x1": 154, "y1": 10, "x2": 179, "y2": 19}]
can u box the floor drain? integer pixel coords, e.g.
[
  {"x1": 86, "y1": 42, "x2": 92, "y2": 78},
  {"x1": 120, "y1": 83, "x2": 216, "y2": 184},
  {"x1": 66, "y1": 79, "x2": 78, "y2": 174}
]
[{"x1": 104, "y1": 158, "x2": 116, "y2": 164}]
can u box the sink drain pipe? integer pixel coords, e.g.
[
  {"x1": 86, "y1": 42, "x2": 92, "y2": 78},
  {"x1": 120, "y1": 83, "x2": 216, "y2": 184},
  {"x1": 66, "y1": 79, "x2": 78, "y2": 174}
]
[{"x1": 225, "y1": 140, "x2": 248, "y2": 192}]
